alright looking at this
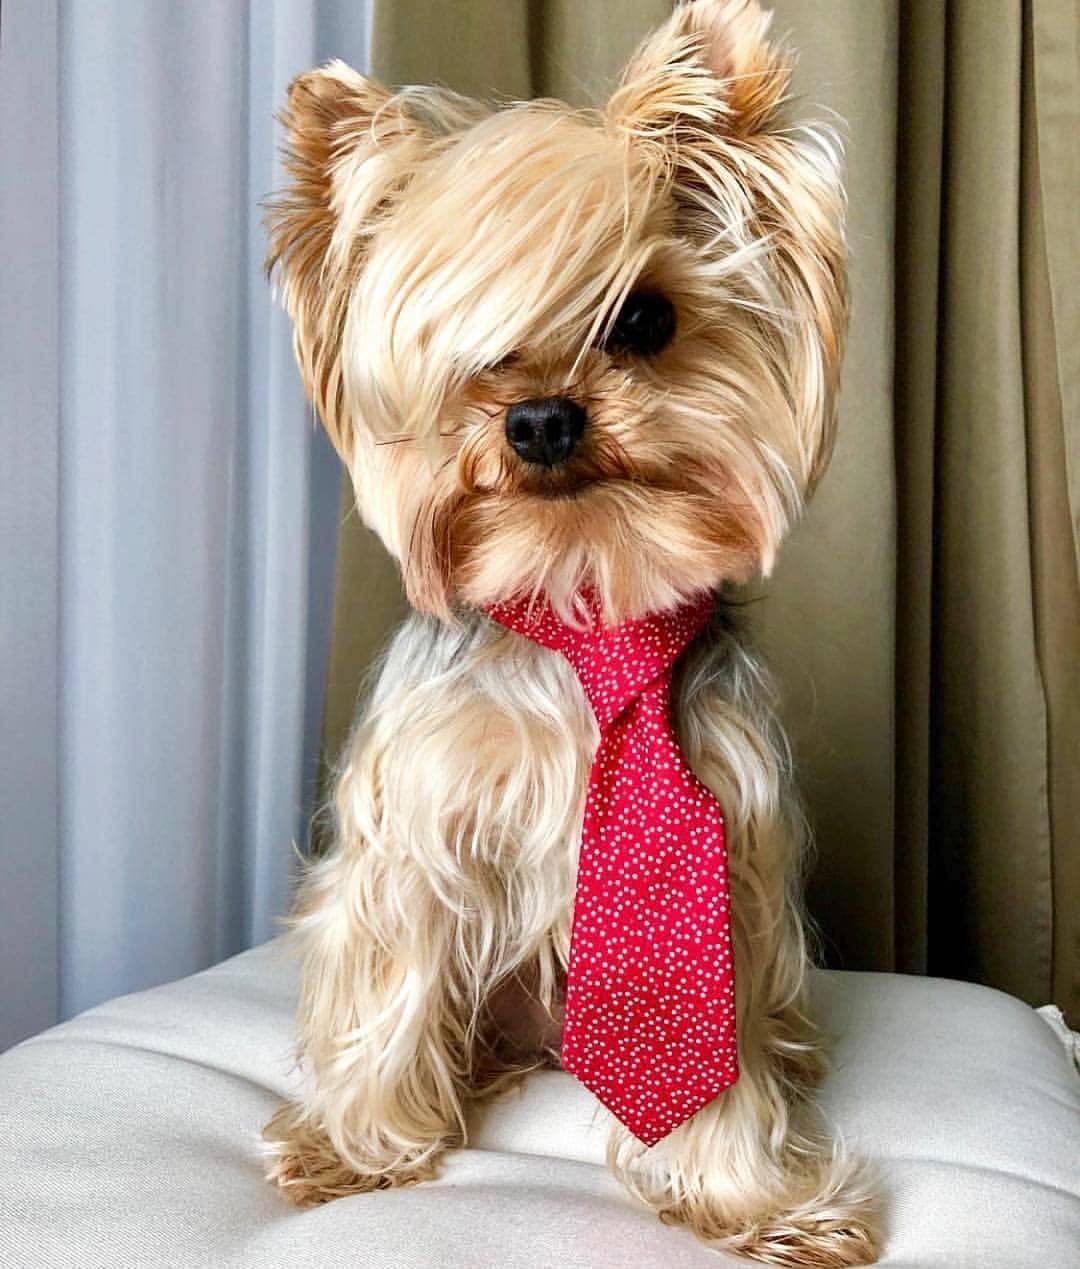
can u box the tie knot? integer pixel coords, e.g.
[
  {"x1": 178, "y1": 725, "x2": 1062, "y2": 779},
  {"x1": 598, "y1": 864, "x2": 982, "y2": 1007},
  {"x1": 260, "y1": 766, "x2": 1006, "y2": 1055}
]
[{"x1": 487, "y1": 591, "x2": 714, "y2": 730}]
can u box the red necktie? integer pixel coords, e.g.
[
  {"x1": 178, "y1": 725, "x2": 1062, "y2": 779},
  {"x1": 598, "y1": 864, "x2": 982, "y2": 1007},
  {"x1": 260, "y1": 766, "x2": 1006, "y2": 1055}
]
[{"x1": 486, "y1": 592, "x2": 738, "y2": 1145}]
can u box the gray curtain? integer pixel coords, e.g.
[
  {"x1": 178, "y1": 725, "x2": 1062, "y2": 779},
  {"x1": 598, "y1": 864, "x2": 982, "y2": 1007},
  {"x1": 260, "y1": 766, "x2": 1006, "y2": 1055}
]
[{"x1": 0, "y1": 0, "x2": 372, "y2": 1052}]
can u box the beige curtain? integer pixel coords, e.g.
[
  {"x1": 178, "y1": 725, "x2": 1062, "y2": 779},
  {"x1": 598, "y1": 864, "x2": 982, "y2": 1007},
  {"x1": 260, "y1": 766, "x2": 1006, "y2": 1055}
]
[{"x1": 319, "y1": 1, "x2": 1080, "y2": 1023}]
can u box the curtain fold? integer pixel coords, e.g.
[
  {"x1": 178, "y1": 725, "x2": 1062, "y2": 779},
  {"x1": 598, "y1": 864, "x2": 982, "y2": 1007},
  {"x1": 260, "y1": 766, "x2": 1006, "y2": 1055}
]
[
  {"x1": 0, "y1": 0, "x2": 62, "y2": 1053},
  {"x1": 922, "y1": 0, "x2": 1052, "y2": 1005},
  {"x1": 1025, "y1": 0, "x2": 1080, "y2": 1021},
  {"x1": 893, "y1": 0, "x2": 946, "y2": 978},
  {"x1": 323, "y1": 0, "x2": 1080, "y2": 1022}
]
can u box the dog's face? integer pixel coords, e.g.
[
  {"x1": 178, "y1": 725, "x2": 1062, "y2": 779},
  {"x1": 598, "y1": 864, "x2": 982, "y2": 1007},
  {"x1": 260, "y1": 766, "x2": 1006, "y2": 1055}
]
[{"x1": 270, "y1": 0, "x2": 846, "y2": 622}]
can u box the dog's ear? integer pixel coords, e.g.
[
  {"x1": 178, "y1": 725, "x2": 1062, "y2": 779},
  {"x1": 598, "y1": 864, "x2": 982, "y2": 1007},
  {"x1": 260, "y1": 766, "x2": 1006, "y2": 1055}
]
[
  {"x1": 609, "y1": 0, "x2": 848, "y2": 494},
  {"x1": 267, "y1": 62, "x2": 434, "y2": 456},
  {"x1": 607, "y1": 0, "x2": 788, "y2": 141}
]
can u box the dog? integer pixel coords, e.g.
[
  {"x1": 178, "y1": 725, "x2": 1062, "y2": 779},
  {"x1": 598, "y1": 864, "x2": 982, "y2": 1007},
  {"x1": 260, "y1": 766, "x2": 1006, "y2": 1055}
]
[{"x1": 262, "y1": 1, "x2": 879, "y2": 1262}]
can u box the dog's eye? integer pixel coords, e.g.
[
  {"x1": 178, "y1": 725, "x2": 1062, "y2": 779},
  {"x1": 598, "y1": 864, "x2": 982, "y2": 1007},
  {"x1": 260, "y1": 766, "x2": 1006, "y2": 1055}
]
[{"x1": 599, "y1": 291, "x2": 676, "y2": 357}]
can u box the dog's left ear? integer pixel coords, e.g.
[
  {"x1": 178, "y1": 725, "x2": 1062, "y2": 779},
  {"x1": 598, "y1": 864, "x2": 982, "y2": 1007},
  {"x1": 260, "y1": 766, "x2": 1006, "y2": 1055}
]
[{"x1": 609, "y1": 0, "x2": 848, "y2": 494}]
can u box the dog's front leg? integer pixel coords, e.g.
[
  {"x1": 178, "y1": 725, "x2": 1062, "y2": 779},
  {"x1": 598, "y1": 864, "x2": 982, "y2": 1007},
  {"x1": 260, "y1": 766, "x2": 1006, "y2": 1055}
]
[
  {"x1": 264, "y1": 613, "x2": 585, "y2": 1207},
  {"x1": 265, "y1": 839, "x2": 469, "y2": 1206},
  {"x1": 603, "y1": 642, "x2": 879, "y2": 1264},
  {"x1": 607, "y1": 799, "x2": 879, "y2": 1264}
]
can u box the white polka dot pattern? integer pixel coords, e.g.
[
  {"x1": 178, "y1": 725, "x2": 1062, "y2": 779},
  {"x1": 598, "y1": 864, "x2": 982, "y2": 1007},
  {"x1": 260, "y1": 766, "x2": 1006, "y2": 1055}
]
[{"x1": 487, "y1": 591, "x2": 738, "y2": 1146}]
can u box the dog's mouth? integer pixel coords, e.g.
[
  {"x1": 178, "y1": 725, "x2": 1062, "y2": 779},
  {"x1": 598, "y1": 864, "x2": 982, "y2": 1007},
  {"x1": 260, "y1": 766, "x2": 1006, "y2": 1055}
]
[
  {"x1": 517, "y1": 466, "x2": 699, "y2": 503},
  {"x1": 513, "y1": 444, "x2": 641, "y2": 500},
  {"x1": 457, "y1": 423, "x2": 708, "y2": 505},
  {"x1": 520, "y1": 469, "x2": 600, "y2": 500}
]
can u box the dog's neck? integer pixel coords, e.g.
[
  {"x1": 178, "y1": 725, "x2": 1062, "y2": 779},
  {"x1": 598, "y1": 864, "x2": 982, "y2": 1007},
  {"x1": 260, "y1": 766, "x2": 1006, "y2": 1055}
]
[{"x1": 485, "y1": 590, "x2": 715, "y2": 730}]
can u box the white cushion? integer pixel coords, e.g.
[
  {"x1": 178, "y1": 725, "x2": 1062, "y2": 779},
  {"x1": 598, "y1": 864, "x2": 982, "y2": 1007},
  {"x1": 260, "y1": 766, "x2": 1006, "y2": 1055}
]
[{"x1": 0, "y1": 942, "x2": 1076, "y2": 1268}]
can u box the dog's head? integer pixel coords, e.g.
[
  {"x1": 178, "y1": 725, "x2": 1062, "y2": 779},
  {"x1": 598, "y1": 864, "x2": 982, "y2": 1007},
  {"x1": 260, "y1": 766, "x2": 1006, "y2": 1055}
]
[{"x1": 270, "y1": 0, "x2": 846, "y2": 623}]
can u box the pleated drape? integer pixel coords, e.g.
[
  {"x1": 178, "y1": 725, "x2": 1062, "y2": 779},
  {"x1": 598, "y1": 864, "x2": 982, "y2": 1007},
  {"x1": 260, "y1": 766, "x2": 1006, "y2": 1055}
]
[
  {"x1": 1025, "y1": 0, "x2": 1080, "y2": 1030},
  {"x1": 0, "y1": 0, "x2": 368, "y2": 1050},
  {"x1": 893, "y1": 0, "x2": 1080, "y2": 1019},
  {"x1": 319, "y1": 1, "x2": 1080, "y2": 1022}
]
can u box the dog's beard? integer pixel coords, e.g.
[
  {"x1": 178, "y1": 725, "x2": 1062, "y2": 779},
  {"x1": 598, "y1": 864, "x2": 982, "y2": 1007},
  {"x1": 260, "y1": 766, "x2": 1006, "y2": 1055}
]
[
  {"x1": 403, "y1": 426, "x2": 764, "y2": 625},
  {"x1": 453, "y1": 481, "x2": 761, "y2": 623}
]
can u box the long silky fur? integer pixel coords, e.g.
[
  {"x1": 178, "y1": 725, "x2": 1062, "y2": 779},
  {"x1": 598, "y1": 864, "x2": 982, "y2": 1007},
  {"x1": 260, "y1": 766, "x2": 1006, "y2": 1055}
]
[
  {"x1": 264, "y1": 2, "x2": 879, "y2": 1263},
  {"x1": 265, "y1": 608, "x2": 878, "y2": 1262}
]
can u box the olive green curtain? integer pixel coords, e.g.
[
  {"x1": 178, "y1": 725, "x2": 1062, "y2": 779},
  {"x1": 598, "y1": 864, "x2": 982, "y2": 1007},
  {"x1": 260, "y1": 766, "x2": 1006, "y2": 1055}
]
[{"x1": 319, "y1": 1, "x2": 1080, "y2": 1022}]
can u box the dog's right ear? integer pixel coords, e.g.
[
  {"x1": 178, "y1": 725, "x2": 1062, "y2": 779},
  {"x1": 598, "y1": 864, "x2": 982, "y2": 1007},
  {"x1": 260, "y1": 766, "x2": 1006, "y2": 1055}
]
[{"x1": 267, "y1": 62, "x2": 432, "y2": 455}]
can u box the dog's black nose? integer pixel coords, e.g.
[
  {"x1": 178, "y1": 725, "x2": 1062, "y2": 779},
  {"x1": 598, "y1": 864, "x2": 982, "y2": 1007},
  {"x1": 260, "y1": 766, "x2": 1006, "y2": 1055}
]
[{"x1": 505, "y1": 397, "x2": 586, "y2": 468}]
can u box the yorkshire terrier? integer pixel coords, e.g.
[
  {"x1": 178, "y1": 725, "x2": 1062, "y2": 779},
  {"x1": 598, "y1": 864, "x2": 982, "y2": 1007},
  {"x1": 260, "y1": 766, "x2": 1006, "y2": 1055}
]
[{"x1": 262, "y1": 1, "x2": 879, "y2": 1263}]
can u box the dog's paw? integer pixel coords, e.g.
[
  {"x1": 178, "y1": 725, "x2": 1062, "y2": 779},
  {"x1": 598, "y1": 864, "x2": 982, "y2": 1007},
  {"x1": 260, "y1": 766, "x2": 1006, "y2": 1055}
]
[
  {"x1": 662, "y1": 1198, "x2": 879, "y2": 1268},
  {"x1": 722, "y1": 1211, "x2": 879, "y2": 1268},
  {"x1": 263, "y1": 1101, "x2": 440, "y2": 1207},
  {"x1": 651, "y1": 1143, "x2": 881, "y2": 1266}
]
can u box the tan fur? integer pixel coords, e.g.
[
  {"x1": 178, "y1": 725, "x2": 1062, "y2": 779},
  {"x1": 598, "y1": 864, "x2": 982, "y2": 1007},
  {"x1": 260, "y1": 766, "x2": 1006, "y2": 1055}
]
[{"x1": 263, "y1": 2, "x2": 877, "y2": 1262}]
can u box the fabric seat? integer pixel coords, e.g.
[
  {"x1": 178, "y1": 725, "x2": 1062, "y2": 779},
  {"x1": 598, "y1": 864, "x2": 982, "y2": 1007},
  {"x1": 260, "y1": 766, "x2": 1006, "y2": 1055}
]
[{"x1": 1, "y1": 942, "x2": 1077, "y2": 1268}]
